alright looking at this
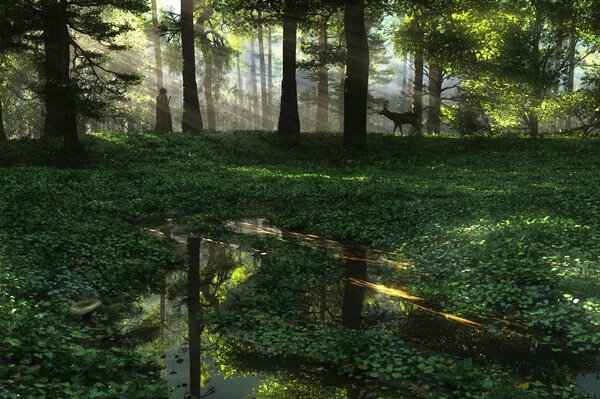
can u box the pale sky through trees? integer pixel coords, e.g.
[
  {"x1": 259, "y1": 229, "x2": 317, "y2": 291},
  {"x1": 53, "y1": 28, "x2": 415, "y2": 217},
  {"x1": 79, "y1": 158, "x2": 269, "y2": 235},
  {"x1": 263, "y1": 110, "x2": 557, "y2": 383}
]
[{"x1": 161, "y1": 0, "x2": 180, "y2": 12}]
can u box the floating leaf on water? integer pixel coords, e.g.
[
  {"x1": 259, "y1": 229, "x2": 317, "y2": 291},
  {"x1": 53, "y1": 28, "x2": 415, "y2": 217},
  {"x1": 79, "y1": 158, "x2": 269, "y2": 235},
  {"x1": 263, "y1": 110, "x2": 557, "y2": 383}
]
[{"x1": 69, "y1": 299, "x2": 102, "y2": 316}]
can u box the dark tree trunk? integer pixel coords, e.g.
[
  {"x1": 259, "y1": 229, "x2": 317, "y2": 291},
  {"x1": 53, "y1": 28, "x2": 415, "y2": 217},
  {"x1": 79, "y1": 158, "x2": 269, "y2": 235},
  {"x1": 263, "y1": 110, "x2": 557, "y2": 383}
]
[
  {"x1": 341, "y1": 247, "x2": 367, "y2": 330},
  {"x1": 565, "y1": 35, "x2": 577, "y2": 130},
  {"x1": 343, "y1": 0, "x2": 369, "y2": 150},
  {"x1": 316, "y1": 12, "x2": 329, "y2": 132},
  {"x1": 197, "y1": 10, "x2": 216, "y2": 130},
  {"x1": 250, "y1": 37, "x2": 259, "y2": 129},
  {"x1": 0, "y1": 99, "x2": 6, "y2": 141},
  {"x1": 277, "y1": 10, "x2": 300, "y2": 137},
  {"x1": 527, "y1": 112, "x2": 540, "y2": 137},
  {"x1": 412, "y1": 52, "x2": 424, "y2": 133},
  {"x1": 187, "y1": 237, "x2": 201, "y2": 399},
  {"x1": 151, "y1": 0, "x2": 164, "y2": 89},
  {"x1": 258, "y1": 23, "x2": 270, "y2": 130},
  {"x1": 338, "y1": 65, "x2": 345, "y2": 132},
  {"x1": 42, "y1": 0, "x2": 81, "y2": 153},
  {"x1": 181, "y1": 0, "x2": 203, "y2": 133},
  {"x1": 427, "y1": 64, "x2": 442, "y2": 134},
  {"x1": 268, "y1": 27, "x2": 274, "y2": 130}
]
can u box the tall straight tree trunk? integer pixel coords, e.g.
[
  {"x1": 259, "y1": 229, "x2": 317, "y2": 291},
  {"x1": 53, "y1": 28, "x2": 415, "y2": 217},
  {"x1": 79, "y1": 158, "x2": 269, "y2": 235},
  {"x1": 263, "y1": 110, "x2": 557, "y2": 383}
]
[
  {"x1": 0, "y1": 99, "x2": 6, "y2": 141},
  {"x1": 343, "y1": 0, "x2": 369, "y2": 150},
  {"x1": 412, "y1": 52, "x2": 424, "y2": 133},
  {"x1": 250, "y1": 37, "x2": 259, "y2": 128},
  {"x1": 341, "y1": 247, "x2": 367, "y2": 330},
  {"x1": 277, "y1": 9, "x2": 301, "y2": 136},
  {"x1": 236, "y1": 54, "x2": 243, "y2": 129},
  {"x1": 42, "y1": 0, "x2": 81, "y2": 153},
  {"x1": 565, "y1": 35, "x2": 577, "y2": 130},
  {"x1": 258, "y1": 22, "x2": 270, "y2": 130},
  {"x1": 197, "y1": 9, "x2": 216, "y2": 130},
  {"x1": 338, "y1": 66, "x2": 345, "y2": 132},
  {"x1": 181, "y1": 0, "x2": 203, "y2": 133},
  {"x1": 151, "y1": 0, "x2": 164, "y2": 89},
  {"x1": 316, "y1": 12, "x2": 329, "y2": 132},
  {"x1": 187, "y1": 237, "x2": 201, "y2": 399},
  {"x1": 401, "y1": 57, "x2": 408, "y2": 111},
  {"x1": 267, "y1": 27, "x2": 274, "y2": 130},
  {"x1": 427, "y1": 64, "x2": 442, "y2": 133}
]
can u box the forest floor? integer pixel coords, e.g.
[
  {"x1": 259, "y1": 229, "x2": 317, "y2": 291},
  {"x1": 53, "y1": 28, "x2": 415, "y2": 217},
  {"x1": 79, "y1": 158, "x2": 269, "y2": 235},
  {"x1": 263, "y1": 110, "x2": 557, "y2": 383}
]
[{"x1": 1, "y1": 131, "x2": 600, "y2": 398}]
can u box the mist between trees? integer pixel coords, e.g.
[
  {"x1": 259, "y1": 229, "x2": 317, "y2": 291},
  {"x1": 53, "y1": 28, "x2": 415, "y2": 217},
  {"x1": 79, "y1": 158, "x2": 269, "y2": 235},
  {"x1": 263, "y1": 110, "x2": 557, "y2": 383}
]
[{"x1": 0, "y1": 0, "x2": 599, "y2": 153}]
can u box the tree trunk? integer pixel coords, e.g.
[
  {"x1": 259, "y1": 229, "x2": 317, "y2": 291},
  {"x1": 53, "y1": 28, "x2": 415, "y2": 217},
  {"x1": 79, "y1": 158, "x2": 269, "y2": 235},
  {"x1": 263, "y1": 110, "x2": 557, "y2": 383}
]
[
  {"x1": 268, "y1": 27, "x2": 274, "y2": 130},
  {"x1": 42, "y1": 0, "x2": 81, "y2": 153},
  {"x1": 401, "y1": 56, "x2": 408, "y2": 112},
  {"x1": 338, "y1": 65, "x2": 345, "y2": 132},
  {"x1": 181, "y1": 0, "x2": 203, "y2": 133},
  {"x1": 427, "y1": 63, "x2": 442, "y2": 134},
  {"x1": 151, "y1": 0, "x2": 164, "y2": 89},
  {"x1": 197, "y1": 10, "x2": 216, "y2": 130},
  {"x1": 236, "y1": 54, "x2": 243, "y2": 129},
  {"x1": 565, "y1": 35, "x2": 577, "y2": 130},
  {"x1": 250, "y1": 36, "x2": 259, "y2": 129},
  {"x1": 527, "y1": 112, "x2": 539, "y2": 137},
  {"x1": 187, "y1": 237, "x2": 201, "y2": 399},
  {"x1": 343, "y1": 0, "x2": 369, "y2": 150},
  {"x1": 412, "y1": 52, "x2": 424, "y2": 133},
  {"x1": 0, "y1": 99, "x2": 6, "y2": 141},
  {"x1": 258, "y1": 23, "x2": 270, "y2": 130},
  {"x1": 277, "y1": 10, "x2": 301, "y2": 137},
  {"x1": 341, "y1": 247, "x2": 367, "y2": 330},
  {"x1": 316, "y1": 12, "x2": 329, "y2": 132}
]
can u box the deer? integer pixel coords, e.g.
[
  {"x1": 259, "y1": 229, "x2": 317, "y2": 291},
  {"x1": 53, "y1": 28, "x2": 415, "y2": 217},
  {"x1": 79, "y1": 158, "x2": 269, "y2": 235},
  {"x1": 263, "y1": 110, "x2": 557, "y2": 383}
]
[{"x1": 378, "y1": 103, "x2": 421, "y2": 136}]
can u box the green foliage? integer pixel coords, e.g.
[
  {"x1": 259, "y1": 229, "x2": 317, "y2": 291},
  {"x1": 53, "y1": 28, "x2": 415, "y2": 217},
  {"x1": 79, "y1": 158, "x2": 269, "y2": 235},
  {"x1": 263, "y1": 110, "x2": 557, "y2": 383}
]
[{"x1": 2, "y1": 132, "x2": 600, "y2": 397}]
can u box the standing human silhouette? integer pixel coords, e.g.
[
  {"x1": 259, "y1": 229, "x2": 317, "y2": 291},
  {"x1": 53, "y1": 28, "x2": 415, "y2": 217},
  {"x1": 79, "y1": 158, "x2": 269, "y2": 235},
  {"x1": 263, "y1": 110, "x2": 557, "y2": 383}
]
[{"x1": 155, "y1": 88, "x2": 173, "y2": 133}]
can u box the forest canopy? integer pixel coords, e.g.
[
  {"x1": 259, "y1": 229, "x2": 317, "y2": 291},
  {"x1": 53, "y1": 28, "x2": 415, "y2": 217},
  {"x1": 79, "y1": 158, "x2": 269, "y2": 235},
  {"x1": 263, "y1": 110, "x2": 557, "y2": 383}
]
[{"x1": 0, "y1": 0, "x2": 598, "y2": 150}]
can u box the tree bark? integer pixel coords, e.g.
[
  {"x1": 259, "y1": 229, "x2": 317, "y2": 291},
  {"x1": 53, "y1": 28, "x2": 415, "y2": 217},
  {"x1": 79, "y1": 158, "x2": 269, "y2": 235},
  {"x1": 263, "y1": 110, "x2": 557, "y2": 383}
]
[
  {"x1": 338, "y1": 65, "x2": 345, "y2": 132},
  {"x1": 151, "y1": 0, "x2": 164, "y2": 89},
  {"x1": 565, "y1": 35, "x2": 577, "y2": 130},
  {"x1": 412, "y1": 52, "x2": 424, "y2": 133},
  {"x1": 42, "y1": 0, "x2": 81, "y2": 153},
  {"x1": 268, "y1": 27, "x2": 274, "y2": 130},
  {"x1": 258, "y1": 22, "x2": 270, "y2": 130},
  {"x1": 181, "y1": 0, "x2": 203, "y2": 133},
  {"x1": 316, "y1": 12, "x2": 330, "y2": 132},
  {"x1": 187, "y1": 237, "x2": 201, "y2": 399},
  {"x1": 249, "y1": 36, "x2": 259, "y2": 129},
  {"x1": 236, "y1": 54, "x2": 243, "y2": 129},
  {"x1": 277, "y1": 10, "x2": 301, "y2": 137},
  {"x1": 401, "y1": 56, "x2": 408, "y2": 111},
  {"x1": 343, "y1": 0, "x2": 369, "y2": 150},
  {"x1": 0, "y1": 99, "x2": 6, "y2": 141},
  {"x1": 427, "y1": 63, "x2": 442, "y2": 134},
  {"x1": 341, "y1": 247, "x2": 367, "y2": 330},
  {"x1": 197, "y1": 10, "x2": 216, "y2": 130}
]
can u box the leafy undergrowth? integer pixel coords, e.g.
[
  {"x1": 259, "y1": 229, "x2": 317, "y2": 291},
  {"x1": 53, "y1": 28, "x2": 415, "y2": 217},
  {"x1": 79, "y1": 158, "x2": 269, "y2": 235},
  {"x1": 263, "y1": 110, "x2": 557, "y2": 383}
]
[{"x1": 1, "y1": 131, "x2": 600, "y2": 397}]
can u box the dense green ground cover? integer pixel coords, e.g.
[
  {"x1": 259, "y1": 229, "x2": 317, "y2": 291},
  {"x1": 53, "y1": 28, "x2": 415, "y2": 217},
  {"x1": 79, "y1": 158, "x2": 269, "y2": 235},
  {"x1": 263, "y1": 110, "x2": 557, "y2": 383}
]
[{"x1": 1, "y1": 132, "x2": 600, "y2": 398}]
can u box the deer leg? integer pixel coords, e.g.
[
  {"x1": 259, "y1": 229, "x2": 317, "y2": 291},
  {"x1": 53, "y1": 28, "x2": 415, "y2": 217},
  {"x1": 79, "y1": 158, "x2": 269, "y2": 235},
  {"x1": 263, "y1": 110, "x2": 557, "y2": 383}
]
[
  {"x1": 393, "y1": 124, "x2": 397, "y2": 135},
  {"x1": 399, "y1": 124, "x2": 403, "y2": 136}
]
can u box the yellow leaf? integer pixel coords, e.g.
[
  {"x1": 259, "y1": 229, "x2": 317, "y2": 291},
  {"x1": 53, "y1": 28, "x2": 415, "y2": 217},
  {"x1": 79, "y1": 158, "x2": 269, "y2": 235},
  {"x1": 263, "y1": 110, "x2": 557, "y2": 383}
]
[
  {"x1": 356, "y1": 364, "x2": 367, "y2": 370},
  {"x1": 516, "y1": 382, "x2": 530, "y2": 389}
]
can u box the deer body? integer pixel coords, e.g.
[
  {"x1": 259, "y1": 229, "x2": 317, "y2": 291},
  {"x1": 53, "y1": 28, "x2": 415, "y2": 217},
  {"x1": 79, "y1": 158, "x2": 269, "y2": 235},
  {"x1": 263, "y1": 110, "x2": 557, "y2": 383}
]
[{"x1": 379, "y1": 108, "x2": 421, "y2": 135}]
